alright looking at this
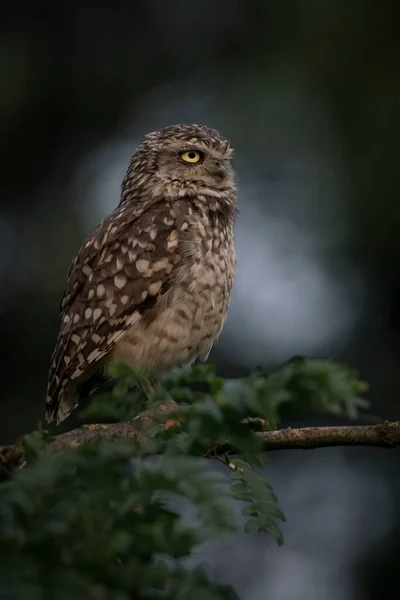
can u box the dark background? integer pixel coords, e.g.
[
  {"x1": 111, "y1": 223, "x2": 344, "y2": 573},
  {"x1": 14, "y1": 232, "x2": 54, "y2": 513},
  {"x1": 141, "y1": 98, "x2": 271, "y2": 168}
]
[{"x1": 1, "y1": 1, "x2": 399, "y2": 598}]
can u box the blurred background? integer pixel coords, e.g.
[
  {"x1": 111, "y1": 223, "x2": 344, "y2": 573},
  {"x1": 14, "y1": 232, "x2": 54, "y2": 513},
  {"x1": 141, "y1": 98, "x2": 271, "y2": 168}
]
[{"x1": 1, "y1": 1, "x2": 399, "y2": 598}]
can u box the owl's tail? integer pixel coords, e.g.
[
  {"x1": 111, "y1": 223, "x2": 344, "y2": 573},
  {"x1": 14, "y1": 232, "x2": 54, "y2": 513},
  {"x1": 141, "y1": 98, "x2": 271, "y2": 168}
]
[{"x1": 45, "y1": 382, "x2": 79, "y2": 425}]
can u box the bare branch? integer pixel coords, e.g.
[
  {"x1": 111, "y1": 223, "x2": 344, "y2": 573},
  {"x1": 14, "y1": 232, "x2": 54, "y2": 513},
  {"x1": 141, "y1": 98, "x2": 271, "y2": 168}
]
[
  {"x1": 215, "y1": 420, "x2": 400, "y2": 453},
  {"x1": 46, "y1": 419, "x2": 400, "y2": 454}
]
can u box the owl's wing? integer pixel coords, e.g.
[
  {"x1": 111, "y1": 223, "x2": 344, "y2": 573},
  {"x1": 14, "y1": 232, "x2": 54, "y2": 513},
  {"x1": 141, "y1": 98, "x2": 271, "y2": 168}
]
[{"x1": 46, "y1": 199, "x2": 189, "y2": 423}]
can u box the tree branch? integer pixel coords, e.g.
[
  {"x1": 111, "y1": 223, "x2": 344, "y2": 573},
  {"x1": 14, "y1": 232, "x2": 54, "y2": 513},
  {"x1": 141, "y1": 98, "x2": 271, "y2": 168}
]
[
  {"x1": 1, "y1": 417, "x2": 399, "y2": 478},
  {"x1": 215, "y1": 420, "x2": 400, "y2": 452},
  {"x1": 41, "y1": 419, "x2": 400, "y2": 453}
]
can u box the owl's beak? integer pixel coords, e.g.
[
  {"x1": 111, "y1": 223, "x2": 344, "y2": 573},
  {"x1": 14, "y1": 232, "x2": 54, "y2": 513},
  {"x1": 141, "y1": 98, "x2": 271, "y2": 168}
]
[{"x1": 208, "y1": 162, "x2": 227, "y2": 181}]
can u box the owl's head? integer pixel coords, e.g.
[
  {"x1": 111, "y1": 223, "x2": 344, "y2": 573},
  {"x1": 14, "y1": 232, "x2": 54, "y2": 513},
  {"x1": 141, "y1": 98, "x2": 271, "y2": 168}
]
[{"x1": 122, "y1": 124, "x2": 236, "y2": 205}]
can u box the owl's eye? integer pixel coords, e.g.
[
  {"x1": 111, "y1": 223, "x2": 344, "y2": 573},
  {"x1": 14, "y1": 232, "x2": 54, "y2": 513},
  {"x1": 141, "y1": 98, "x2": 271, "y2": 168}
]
[{"x1": 180, "y1": 150, "x2": 203, "y2": 164}]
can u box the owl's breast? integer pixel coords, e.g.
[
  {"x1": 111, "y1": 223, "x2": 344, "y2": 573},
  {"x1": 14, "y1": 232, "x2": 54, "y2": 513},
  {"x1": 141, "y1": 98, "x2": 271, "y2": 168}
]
[
  {"x1": 173, "y1": 210, "x2": 236, "y2": 360},
  {"x1": 108, "y1": 210, "x2": 235, "y2": 373}
]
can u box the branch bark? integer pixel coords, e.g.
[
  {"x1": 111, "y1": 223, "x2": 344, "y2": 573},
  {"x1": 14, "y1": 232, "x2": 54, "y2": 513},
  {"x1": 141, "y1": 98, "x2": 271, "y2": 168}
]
[
  {"x1": 41, "y1": 419, "x2": 400, "y2": 453},
  {"x1": 1, "y1": 415, "x2": 399, "y2": 478},
  {"x1": 216, "y1": 420, "x2": 400, "y2": 452}
]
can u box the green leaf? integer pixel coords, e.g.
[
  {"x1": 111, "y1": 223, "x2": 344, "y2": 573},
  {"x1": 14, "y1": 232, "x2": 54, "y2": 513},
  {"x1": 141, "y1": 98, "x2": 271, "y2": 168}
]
[
  {"x1": 241, "y1": 504, "x2": 258, "y2": 517},
  {"x1": 258, "y1": 520, "x2": 285, "y2": 546},
  {"x1": 253, "y1": 501, "x2": 286, "y2": 521},
  {"x1": 244, "y1": 518, "x2": 260, "y2": 533},
  {"x1": 231, "y1": 490, "x2": 252, "y2": 502},
  {"x1": 230, "y1": 482, "x2": 248, "y2": 493}
]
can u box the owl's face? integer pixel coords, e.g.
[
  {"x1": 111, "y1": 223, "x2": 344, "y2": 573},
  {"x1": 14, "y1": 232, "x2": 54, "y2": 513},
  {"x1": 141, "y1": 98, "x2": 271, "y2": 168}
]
[
  {"x1": 121, "y1": 125, "x2": 237, "y2": 211},
  {"x1": 126, "y1": 124, "x2": 235, "y2": 195},
  {"x1": 154, "y1": 131, "x2": 234, "y2": 190}
]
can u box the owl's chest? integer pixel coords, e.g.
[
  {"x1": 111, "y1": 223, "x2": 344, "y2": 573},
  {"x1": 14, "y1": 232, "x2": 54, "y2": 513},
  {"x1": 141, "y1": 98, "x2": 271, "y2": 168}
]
[
  {"x1": 182, "y1": 212, "x2": 234, "y2": 292},
  {"x1": 173, "y1": 213, "x2": 235, "y2": 334},
  {"x1": 109, "y1": 210, "x2": 235, "y2": 372}
]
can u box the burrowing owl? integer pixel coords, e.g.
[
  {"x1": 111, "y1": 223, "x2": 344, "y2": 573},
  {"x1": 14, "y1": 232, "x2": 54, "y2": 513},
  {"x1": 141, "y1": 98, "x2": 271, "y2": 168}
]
[{"x1": 46, "y1": 124, "x2": 237, "y2": 424}]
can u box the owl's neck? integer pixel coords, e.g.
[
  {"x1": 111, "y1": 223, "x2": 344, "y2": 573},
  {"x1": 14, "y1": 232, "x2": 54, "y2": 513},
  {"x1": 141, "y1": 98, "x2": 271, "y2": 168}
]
[
  {"x1": 165, "y1": 178, "x2": 237, "y2": 220},
  {"x1": 119, "y1": 174, "x2": 237, "y2": 224},
  {"x1": 190, "y1": 193, "x2": 237, "y2": 227}
]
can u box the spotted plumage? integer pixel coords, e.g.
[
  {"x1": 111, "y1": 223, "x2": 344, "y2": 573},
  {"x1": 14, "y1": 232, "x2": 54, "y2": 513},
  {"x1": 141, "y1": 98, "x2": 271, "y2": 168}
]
[{"x1": 46, "y1": 124, "x2": 237, "y2": 424}]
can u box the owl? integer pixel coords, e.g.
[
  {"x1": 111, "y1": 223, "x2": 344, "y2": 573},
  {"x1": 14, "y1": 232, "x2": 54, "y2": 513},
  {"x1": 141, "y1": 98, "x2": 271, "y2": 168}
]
[{"x1": 46, "y1": 124, "x2": 237, "y2": 424}]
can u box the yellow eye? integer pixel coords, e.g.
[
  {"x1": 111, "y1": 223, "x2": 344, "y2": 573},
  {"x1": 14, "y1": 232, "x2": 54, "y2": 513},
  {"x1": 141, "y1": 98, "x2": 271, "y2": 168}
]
[{"x1": 180, "y1": 150, "x2": 202, "y2": 164}]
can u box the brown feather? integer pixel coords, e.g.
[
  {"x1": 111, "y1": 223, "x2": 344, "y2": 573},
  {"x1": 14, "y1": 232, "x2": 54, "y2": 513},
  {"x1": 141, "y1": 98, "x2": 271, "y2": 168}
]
[
  {"x1": 46, "y1": 201, "x2": 189, "y2": 422},
  {"x1": 46, "y1": 124, "x2": 237, "y2": 424}
]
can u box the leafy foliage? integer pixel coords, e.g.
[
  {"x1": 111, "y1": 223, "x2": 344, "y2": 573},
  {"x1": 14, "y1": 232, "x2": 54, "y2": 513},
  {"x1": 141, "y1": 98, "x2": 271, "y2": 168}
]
[
  {"x1": 161, "y1": 356, "x2": 368, "y2": 426},
  {"x1": 0, "y1": 445, "x2": 239, "y2": 599},
  {"x1": 229, "y1": 459, "x2": 285, "y2": 543},
  {"x1": 0, "y1": 357, "x2": 368, "y2": 599}
]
